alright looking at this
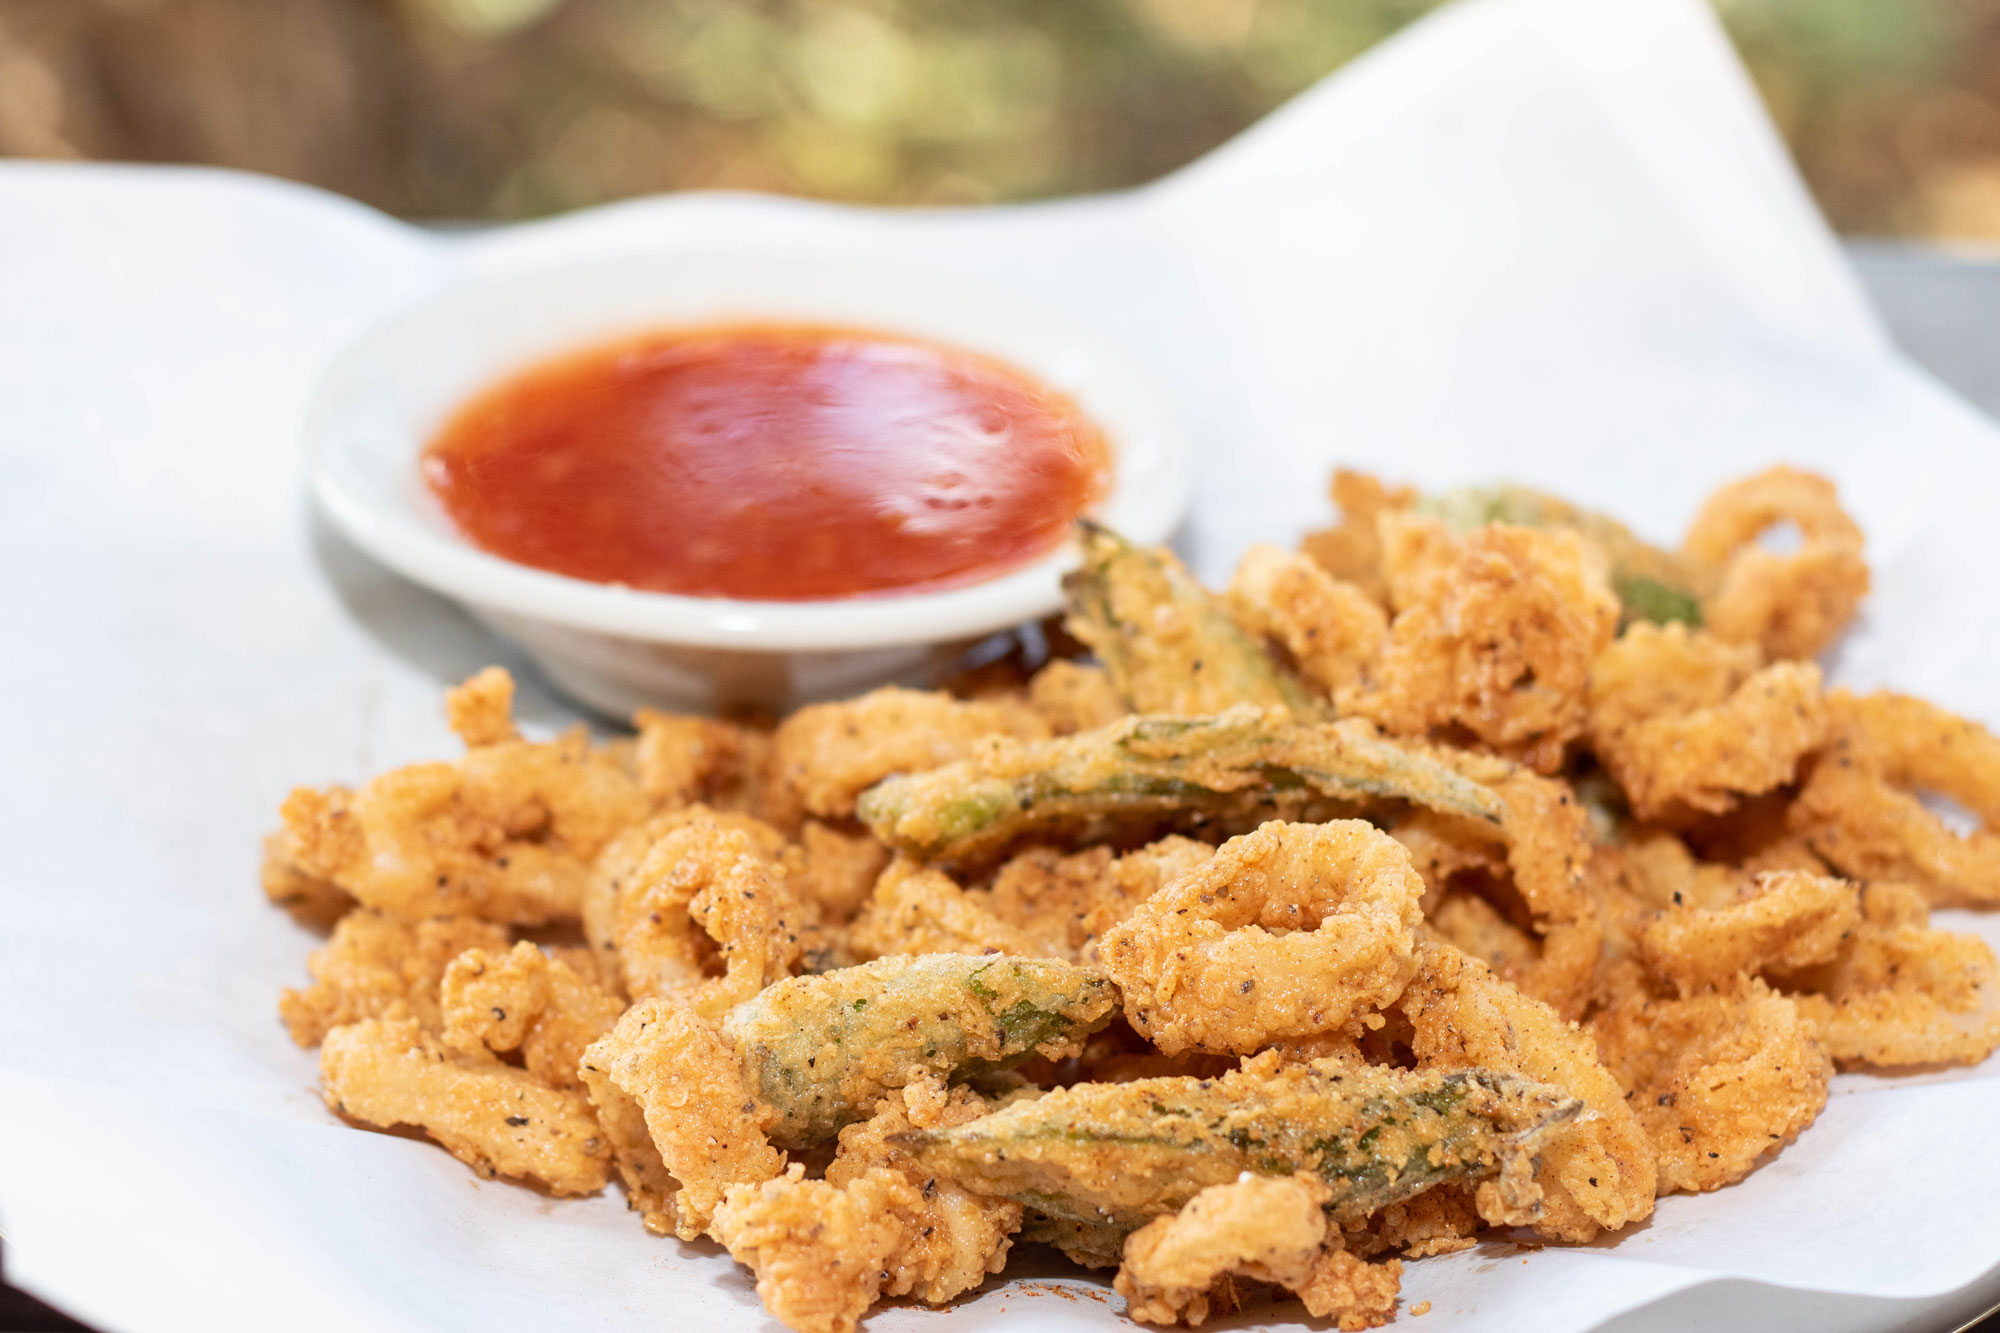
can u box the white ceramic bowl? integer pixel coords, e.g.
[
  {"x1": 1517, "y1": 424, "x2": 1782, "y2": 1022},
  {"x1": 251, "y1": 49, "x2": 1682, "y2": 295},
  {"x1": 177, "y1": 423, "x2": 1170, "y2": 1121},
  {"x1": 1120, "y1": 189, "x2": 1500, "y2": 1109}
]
[{"x1": 306, "y1": 251, "x2": 1191, "y2": 716}]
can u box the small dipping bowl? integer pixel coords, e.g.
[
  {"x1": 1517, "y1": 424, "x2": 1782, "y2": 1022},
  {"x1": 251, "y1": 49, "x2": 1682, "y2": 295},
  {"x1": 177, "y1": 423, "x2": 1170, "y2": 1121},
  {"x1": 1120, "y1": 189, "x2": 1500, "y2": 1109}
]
[{"x1": 306, "y1": 252, "x2": 1192, "y2": 715}]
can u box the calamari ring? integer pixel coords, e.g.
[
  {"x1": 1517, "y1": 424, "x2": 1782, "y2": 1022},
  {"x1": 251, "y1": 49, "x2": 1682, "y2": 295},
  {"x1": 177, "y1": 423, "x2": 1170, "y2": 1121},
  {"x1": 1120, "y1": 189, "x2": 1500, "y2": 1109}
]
[
  {"x1": 612, "y1": 821, "x2": 804, "y2": 1020},
  {"x1": 1099, "y1": 820, "x2": 1424, "y2": 1056},
  {"x1": 1681, "y1": 466, "x2": 1868, "y2": 661},
  {"x1": 1789, "y1": 690, "x2": 2000, "y2": 906}
]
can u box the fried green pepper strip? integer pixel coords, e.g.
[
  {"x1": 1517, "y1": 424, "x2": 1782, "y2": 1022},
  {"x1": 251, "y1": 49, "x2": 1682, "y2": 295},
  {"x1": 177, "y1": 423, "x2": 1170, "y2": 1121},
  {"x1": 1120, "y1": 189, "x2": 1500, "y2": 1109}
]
[
  {"x1": 721, "y1": 953, "x2": 1117, "y2": 1147},
  {"x1": 1064, "y1": 522, "x2": 1320, "y2": 716},
  {"x1": 1419, "y1": 484, "x2": 1708, "y2": 629},
  {"x1": 855, "y1": 705, "x2": 1504, "y2": 866},
  {"x1": 903, "y1": 1060, "x2": 1580, "y2": 1232}
]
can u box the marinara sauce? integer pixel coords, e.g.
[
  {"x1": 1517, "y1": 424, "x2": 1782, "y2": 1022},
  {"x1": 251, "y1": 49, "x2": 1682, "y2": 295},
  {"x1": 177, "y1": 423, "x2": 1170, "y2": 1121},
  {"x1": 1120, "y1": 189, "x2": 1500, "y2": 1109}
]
[{"x1": 423, "y1": 324, "x2": 1111, "y2": 601}]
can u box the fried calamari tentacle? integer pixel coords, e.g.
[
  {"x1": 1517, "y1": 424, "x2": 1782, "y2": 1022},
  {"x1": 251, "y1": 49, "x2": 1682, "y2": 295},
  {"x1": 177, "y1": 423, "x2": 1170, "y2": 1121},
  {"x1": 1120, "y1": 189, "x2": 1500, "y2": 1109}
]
[
  {"x1": 712, "y1": 1165, "x2": 922, "y2": 1333},
  {"x1": 319, "y1": 1018, "x2": 611, "y2": 1195},
  {"x1": 261, "y1": 831, "x2": 352, "y2": 929},
  {"x1": 904, "y1": 1052, "x2": 1577, "y2": 1234},
  {"x1": 856, "y1": 707, "x2": 1503, "y2": 869},
  {"x1": 1416, "y1": 483, "x2": 1708, "y2": 629},
  {"x1": 1587, "y1": 623, "x2": 1826, "y2": 820},
  {"x1": 1356, "y1": 518, "x2": 1620, "y2": 774},
  {"x1": 1100, "y1": 820, "x2": 1424, "y2": 1055},
  {"x1": 1637, "y1": 870, "x2": 1859, "y2": 996},
  {"x1": 279, "y1": 909, "x2": 510, "y2": 1046},
  {"x1": 722, "y1": 953, "x2": 1117, "y2": 1147},
  {"x1": 1681, "y1": 465, "x2": 1868, "y2": 661},
  {"x1": 445, "y1": 665, "x2": 520, "y2": 747},
  {"x1": 1226, "y1": 544, "x2": 1388, "y2": 703},
  {"x1": 1063, "y1": 522, "x2": 1319, "y2": 716},
  {"x1": 825, "y1": 1075, "x2": 1023, "y2": 1306},
  {"x1": 583, "y1": 806, "x2": 788, "y2": 984},
  {"x1": 634, "y1": 708, "x2": 765, "y2": 810},
  {"x1": 1769, "y1": 889, "x2": 2000, "y2": 1068},
  {"x1": 765, "y1": 686, "x2": 1050, "y2": 821},
  {"x1": 780, "y1": 820, "x2": 889, "y2": 925},
  {"x1": 582, "y1": 997, "x2": 784, "y2": 1239},
  {"x1": 1399, "y1": 942, "x2": 1657, "y2": 1242},
  {"x1": 439, "y1": 941, "x2": 625, "y2": 1089},
  {"x1": 1299, "y1": 469, "x2": 1417, "y2": 607},
  {"x1": 279, "y1": 671, "x2": 648, "y2": 925},
  {"x1": 1029, "y1": 659, "x2": 1132, "y2": 735},
  {"x1": 1592, "y1": 980, "x2": 1830, "y2": 1193},
  {"x1": 1114, "y1": 1174, "x2": 1403, "y2": 1331},
  {"x1": 1790, "y1": 690, "x2": 2000, "y2": 906},
  {"x1": 848, "y1": 858, "x2": 1039, "y2": 960},
  {"x1": 611, "y1": 820, "x2": 805, "y2": 1020},
  {"x1": 985, "y1": 836, "x2": 1214, "y2": 964}
]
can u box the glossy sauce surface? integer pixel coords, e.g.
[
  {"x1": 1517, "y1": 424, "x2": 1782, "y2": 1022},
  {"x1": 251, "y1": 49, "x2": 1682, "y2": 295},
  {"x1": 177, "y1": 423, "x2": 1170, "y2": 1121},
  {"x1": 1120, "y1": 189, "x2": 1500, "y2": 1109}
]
[{"x1": 423, "y1": 324, "x2": 1111, "y2": 600}]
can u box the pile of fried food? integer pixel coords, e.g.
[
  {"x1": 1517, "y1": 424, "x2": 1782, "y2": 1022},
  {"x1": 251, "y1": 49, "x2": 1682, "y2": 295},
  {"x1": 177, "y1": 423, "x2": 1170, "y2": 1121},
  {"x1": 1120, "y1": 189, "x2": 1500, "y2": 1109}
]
[{"x1": 264, "y1": 465, "x2": 2000, "y2": 1333}]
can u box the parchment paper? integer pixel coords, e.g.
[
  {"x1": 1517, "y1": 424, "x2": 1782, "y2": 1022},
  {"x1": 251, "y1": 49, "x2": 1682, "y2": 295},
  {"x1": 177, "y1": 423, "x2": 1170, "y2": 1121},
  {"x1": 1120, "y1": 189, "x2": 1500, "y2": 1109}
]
[{"x1": 5, "y1": 0, "x2": 2000, "y2": 1328}]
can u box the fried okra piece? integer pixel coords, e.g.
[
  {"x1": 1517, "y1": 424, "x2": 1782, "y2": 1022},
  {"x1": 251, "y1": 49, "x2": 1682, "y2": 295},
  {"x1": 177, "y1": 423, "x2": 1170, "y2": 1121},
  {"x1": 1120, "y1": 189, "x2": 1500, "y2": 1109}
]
[
  {"x1": 1592, "y1": 979, "x2": 1830, "y2": 1194},
  {"x1": 277, "y1": 670, "x2": 648, "y2": 925},
  {"x1": 280, "y1": 909, "x2": 509, "y2": 1046},
  {"x1": 765, "y1": 686, "x2": 1050, "y2": 820},
  {"x1": 1417, "y1": 483, "x2": 1709, "y2": 629},
  {"x1": 904, "y1": 1051, "x2": 1577, "y2": 1235},
  {"x1": 1116, "y1": 1174, "x2": 1402, "y2": 1330},
  {"x1": 1399, "y1": 942, "x2": 1657, "y2": 1242},
  {"x1": 440, "y1": 942, "x2": 625, "y2": 1090},
  {"x1": 1226, "y1": 543, "x2": 1388, "y2": 703},
  {"x1": 1637, "y1": 870, "x2": 1859, "y2": 996},
  {"x1": 856, "y1": 706, "x2": 1503, "y2": 869},
  {"x1": 1587, "y1": 623, "x2": 1826, "y2": 820},
  {"x1": 1682, "y1": 465, "x2": 1868, "y2": 661},
  {"x1": 582, "y1": 997, "x2": 785, "y2": 1240},
  {"x1": 1028, "y1": 659, "x2": 1131, "y2": 735},
  {"x1": 319, "y1": 1018, "x2": 611, "y2": 1195},
  {"x1": 848, "y1": 859, "x2": 1040, "y2": 961},
  {"x1": 610, "y1": 820, "x2": 805, "y2": 1021},
  {"x1": 1355, "y1": 517, "x2": 1620, "y2": 774},
  {"x1": 721, "y1": 953, "x2": 1118, "y2": 1147},
  {"x1": 1063, "y1": 522, "x2": 1319, "y2": 716},
  {"x1": 1101, "y1": 821, "x2": 1425, "y2": 1055}
]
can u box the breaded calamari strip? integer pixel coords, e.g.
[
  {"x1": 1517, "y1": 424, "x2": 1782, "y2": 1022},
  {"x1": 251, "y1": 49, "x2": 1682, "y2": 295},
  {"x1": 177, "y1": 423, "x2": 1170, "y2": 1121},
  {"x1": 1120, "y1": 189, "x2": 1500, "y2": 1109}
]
[
  {"x1": 1638, "y1": 870, "x2": 1859, "y2": 996},
  {"x1": 1226, "y1": 543, "x2": 1388, "y2": 703},
  {"x1": 848, "y1": 858, "x2": 1039, "y2": 961},
  {"x1": 985, "y1": 836, "x2": 1214, "y2": 963},
  {"x1": 1399, "y1": 942, "x2": 1657, "y2": 1242},
  {"x1": 320, "y1": 1018, "x2": 610, "y2": 1195},
  {"x1": 1682, "y1": 465, "x2": 1868, "y2": 661},
  {"x1": 1100, "y1": 820, "x2": 1425, "y2": 1055},
  {"x1": 711, "y1": 1165, "x2": 920, "y2": 1333},
  {"x1": 582, "y1": 997, "x2": 785, "y2": 1239},
  {"x1": 1028, "y1": 659, "x2": 1131, "y2": 735},
  {"x1": 1299, "y1": 469, "x2": 1417, "y2": 607},
  {"x1": 633, "y1": 708, "x2": 766, "y2": 810}
]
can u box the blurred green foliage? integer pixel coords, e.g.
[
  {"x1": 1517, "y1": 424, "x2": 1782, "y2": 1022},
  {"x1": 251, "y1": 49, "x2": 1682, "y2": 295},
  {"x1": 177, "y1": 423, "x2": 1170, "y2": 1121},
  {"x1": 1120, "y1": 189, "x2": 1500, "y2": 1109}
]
[{"x1": 1, "y1": 0, "x2": 1997, "y2": 235}]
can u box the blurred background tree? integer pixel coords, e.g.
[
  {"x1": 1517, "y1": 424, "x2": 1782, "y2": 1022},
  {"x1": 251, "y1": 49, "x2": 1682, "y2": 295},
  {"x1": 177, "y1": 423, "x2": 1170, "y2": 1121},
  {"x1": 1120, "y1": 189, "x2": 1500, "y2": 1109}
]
[{"x1": 0, "y1": 0, "x2": 1996, "y2": 236}]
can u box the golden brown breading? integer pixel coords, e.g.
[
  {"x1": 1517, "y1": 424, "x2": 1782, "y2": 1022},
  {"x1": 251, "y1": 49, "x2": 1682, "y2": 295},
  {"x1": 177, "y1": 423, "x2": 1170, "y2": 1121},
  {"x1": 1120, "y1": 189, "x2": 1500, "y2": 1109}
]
[
  {"x1": 766, "y1": 686, "x2": 1051, "y2": 820},
  {"x1": 581, "y1": 997, "x2": 785, "y2": 1240},
  {"x1": 1227, "y1": 543, "x2": 1388, "y2": 702},
  {"x1": 320, "y1": 1017, "x2": 611, "y2": 1195},
  {"x1": 633, "y1": 708, "x2": 765, "y2": 810},
  {"x1": 582, "y1": 806, "x2": 789, "y2": 983},
  {"x1": 1115, "y1": 1174, "x2": 1400, "y2": 1331},
  {"x1": 440, "y1": 941, "x2": 625, "y2": 1089},
  {"x1": 280, "y1": 909, "x2": 510, "y2": 1046},
  {"x1": 576, "y1": 1057, "x2": 679, "y2": 1236},
  {"x1": 1789, "y1": 690, "x2": 2000, "y2": 906},
  {"x1": 260, "y1": 830, "x2": 353, "y2": 930},
  {"x1": 984, "y1": 836, "x2": 1214, "y2": 963},
  {"x1": 610, "y1": 821, "x2": 805, "y2": 1021},
  {"x1": 1399, "y1": 942, "x2": 1656, "y2": 1242},
  {"x1": 1587, "y1": 623, "x2": 1826, "y2": 820},
  {"x1": 1338, "y1": 1186, "x2": 1479, "y2": 1260},
  {"x1": 444, "y1": 665, "x2": 521, "y2": 748},
  {"x1": 1681, "y1": 466, "x2": 1868, "y2": 661},
  {"x1": 711, "y1": 1165, "x2": 921, "y2": 1333},
  {"x1": 780, "y1": 820, "x2": 890, "y2": 924},
  {"x1": 1357, "y1": 519, "x2": 1619, "y2": 774},
  {"x1": 1101, "y1": 821, "x2": 1424, "y2": 1056},
  {"x1": 1771, "y1": 909, "x2": 2000, "y2": 1068},
  {"x1": 1028, "y1": 659, "x2": 1132, "y2": 735},
  {"x1": 1592, "y1": 980, "x2": 1831, "y2": 1194},
  {"x1": 848, "y1": 858, "x2": 1039, "y2": 960},
  {"x1": 1637, "y1": 870, "x2": 1859, "y2": 996},
  {"x1": 1299, "y1": 468, "x2": 1417, "y2": 606}
]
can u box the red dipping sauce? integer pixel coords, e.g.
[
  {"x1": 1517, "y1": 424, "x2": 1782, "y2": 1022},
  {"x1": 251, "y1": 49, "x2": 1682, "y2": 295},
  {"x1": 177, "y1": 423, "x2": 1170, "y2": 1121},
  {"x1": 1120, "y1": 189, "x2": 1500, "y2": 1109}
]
[{"x1": 423, "y1": 324, "x2": 1112, "y2": 601}]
